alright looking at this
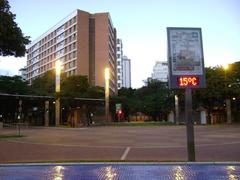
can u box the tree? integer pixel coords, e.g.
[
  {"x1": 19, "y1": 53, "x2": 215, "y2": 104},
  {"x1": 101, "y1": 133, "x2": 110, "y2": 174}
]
[
  {"x1": 0, "y1": 75, "x2": 30, "y2": 94},
  {"x1": 61, "y1": 75, "x2": 89, "y2": 98},
  {"x1": 30, "y1": 70, "x2": 55, "y2": 96},
  {"x1": 113, "y1": 81, "x2": 174, "y2": 121},
  {"x1": 136, "y1": 80, "x2": 174, "y2": 121},
  {"x1": 193, "y1": 64, "x2": 240, "y2": 122},
  {"x1": 0, "y1": 0, "x2": 30, "y2": 57},
  {"x1": 86, "y1": 86, "x2": 104, "y2": 99}
]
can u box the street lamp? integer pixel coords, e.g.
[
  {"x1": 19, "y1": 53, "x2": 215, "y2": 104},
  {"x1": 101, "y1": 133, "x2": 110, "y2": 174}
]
[
  {"x1": 223, "y1": 64, "x2": 231, "y2": 124},
  {"x1": 105, "y1": 67, "x2": 110, "y2": 122},
  {"x1": 55, "y1": 60, "x2": 62, "y2": 126},
  {"x1": 223, "y1": 64, "x2": 229, "y2": 71}
]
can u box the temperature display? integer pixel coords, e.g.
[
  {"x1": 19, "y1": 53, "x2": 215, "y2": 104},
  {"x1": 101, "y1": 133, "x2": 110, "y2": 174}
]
[{"x1": 177, "y1": 76, "x2": 199, "y2": 87}]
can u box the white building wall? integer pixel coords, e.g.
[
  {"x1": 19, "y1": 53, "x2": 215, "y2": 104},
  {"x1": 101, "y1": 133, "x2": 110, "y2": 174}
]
[
  {"x1": 117, "y1": 39, "x2": 123, "y2": 89},
  {"x1": 122, "y1": 56, "x2": 131, "y2": 88},
  {"x1": 152, "y1": 61, "x2": 168, "y2": 82}
]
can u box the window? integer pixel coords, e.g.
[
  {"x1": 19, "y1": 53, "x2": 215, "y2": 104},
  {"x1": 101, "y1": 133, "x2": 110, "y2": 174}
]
[
  {"x1": 73, "y1": 33, "x2": 76, "y2": 40},
  {"x1": 72, "y1": 51, "x2": 76, "y2": 58}
]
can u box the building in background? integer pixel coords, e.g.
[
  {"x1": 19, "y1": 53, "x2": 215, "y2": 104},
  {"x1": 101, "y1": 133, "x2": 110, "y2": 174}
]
[
  {"x1": 116, "y1": 39, "x2": 123, "y2": 89},
  {"x1": 26, "y1": 9, "x2": 117, "y2": 94},
  {"x1": 116, "y1": 39, "x2": 131, "y2": 89},
  {"x1": 151, "y1": 61, "x2": 168, "y2": 82},
  {"x1": 19, "y1": 66, "x2": 27, "y2": 81},
  {"x1": 122, "y1": 56, "x2": 131, "y2": 88}
]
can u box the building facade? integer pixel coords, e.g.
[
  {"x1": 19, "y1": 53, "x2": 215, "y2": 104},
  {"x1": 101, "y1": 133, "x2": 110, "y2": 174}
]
[
  {"x1": 26, "y1": 10, "x2": 117, "y2": 94},
  {"x1": 151, "y1": 61, "x2": 168, "y2": 82},
  {"x1": 116, "y1": 39, "x2": 131, "y2": 89},
  {"x1": 122, "y1": 56, "x2": 131, "y2": 88},
  {"x1": 116, "y1": 39, "x2": 123, "y2": 89}
]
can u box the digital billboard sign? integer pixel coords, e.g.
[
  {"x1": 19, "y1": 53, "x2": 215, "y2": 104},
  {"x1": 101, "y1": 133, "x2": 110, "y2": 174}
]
[{"x1": 167, "y1": 27, "x2": 206, "y2": 89}]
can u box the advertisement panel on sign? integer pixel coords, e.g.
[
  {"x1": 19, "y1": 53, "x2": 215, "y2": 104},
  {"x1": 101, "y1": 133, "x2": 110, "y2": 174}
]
[{"x1": 167, "y1": 27, "x2": 206, "y2": 89}]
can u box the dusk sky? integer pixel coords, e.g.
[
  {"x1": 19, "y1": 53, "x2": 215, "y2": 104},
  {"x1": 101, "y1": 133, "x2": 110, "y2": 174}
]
[{"x1": 1, "y1": 0, "x2": 239, "y2": 88}]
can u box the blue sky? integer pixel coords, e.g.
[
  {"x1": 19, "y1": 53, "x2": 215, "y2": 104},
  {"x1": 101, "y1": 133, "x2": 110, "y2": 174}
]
[{"x1": 1, "y1": 0, "x2": 240, "y2": 88}]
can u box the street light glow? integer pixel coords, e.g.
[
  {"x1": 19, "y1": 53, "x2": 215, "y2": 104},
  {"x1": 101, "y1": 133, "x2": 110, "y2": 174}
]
[
  {"x1": 105, "y1": 67, "x2": 110, "y2": 80},
  {"x1": 223, "y1": 64, "x2": 229, "y2": 70},
  {"x1": 55, "y1": 60, "x2": 61, "y2": 126},
  {"x1": 55, "y1": 60, "x2": 62, "y2": 75},
  {"x1": 105, "y1": 67, "x2": 110, "y2": 121}
]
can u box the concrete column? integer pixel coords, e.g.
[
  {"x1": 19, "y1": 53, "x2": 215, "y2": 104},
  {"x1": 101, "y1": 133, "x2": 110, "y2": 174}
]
[
  {"x1": 200, "y1": 110, "x2": 207, "y2": 125},
  {"x1": 55, "y1": 98, "x2": 60, "y2": 126},
  {"x1": 44, "y1": 101, "x2": 49, "y2": 127},
  {"x1": 168, "y1": 111, "x2": 174, "y2": 123},
  {"x1": 175, "y1": 95, "x2": 179, "y2": 125}
]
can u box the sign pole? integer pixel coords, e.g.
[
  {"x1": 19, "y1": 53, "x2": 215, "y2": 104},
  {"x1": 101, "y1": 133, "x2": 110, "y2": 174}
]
[{"x1": 185, "y1": 87, "x2": 195, "y2": 161}]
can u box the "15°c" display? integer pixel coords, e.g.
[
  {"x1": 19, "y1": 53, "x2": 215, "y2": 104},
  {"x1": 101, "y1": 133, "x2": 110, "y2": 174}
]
[{"x1": 177, "y1": 76, "x2": 200, "y2": 87}]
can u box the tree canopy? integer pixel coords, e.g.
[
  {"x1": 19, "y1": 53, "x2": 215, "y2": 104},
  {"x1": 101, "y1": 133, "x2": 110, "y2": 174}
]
[
  {"x1": 111, "y1": 80, "x2": 174, "y2": 121},
  {"x1": 0, "y1": 0, "x2": 30, "y2": 57},
  {"x1": 0, "y1": 75, "x2": 30, "y2": 94},
  {"x1": 30, "y1": 70, "x2": 56, "y2": 96},
  {"x1": 30, "y1": 70, "x2": 104, "y2": 98}
]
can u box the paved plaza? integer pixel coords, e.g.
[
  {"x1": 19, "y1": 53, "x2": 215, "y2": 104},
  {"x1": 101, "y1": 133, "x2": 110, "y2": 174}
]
[{"x1": 0, "y1": 125, "x2": 240, "y2": 163}]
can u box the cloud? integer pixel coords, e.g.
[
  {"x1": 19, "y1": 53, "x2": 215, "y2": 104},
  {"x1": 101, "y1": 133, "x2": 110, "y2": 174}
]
[{"x1": 0, "y1": 56, "x2": 26, "y2": 76}]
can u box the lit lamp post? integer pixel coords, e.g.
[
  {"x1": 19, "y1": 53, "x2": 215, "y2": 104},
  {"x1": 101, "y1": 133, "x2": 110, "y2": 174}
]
[
  {"x1": 223, "y1": 64, "x2": 232, "y2": 124},
  {"x1": 55, "y1": 60, "x2": 61, "y2": 126},
  {"x1": 105, "y1": 67, "x2": 110, "y2": 122}
]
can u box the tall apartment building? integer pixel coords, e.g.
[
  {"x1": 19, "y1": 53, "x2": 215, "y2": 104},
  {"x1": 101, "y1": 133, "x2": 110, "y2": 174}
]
[
  {"x1": 151, "y1": 61, "x2": 168, "y2": 82},
  {"x1": 116, "y1": 39, "x2": 123, "y2": 89},
  {"x1": 122, "y1": 56, "x2": 131, "y2": 88},
  {"x1": 116, "y1": 39, "x2": 131, "y2": 89},
  {"x1": 26, "y1": 10, "x2": 117, "y2": 94}
]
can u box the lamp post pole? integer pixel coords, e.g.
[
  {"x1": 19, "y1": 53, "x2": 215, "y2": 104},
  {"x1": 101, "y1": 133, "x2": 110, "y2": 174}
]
[
  {"x1": 55, "y1": 60, "x2": 61, "y2": 126},
  {"x1": 105, "y1": 68, "x2": 110, "y2": 122},
  {"x1": 224, "y1": 64, "x2": 231, "y2": 124}
]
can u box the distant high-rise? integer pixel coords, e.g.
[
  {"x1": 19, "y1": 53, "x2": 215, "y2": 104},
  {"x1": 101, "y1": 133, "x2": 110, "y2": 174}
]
[
  {"x1": 19, "y1": 66, "x2": 27, "y2": 81},
  {"x1": 116, "y1": 39, "x2": 131, "y2": 89},
  {"x1": 122, "y1": 56, "x2": 131, "y2": 88},
  {"x1": 116, "y1": 39, "x2": 123, "y2": 89},
  {"x1": 152, "y1": 61, "x2": 168, "y2": 82},
  {"x1": 26, "y1": 10, "x2": 117, "y2": 94}
]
